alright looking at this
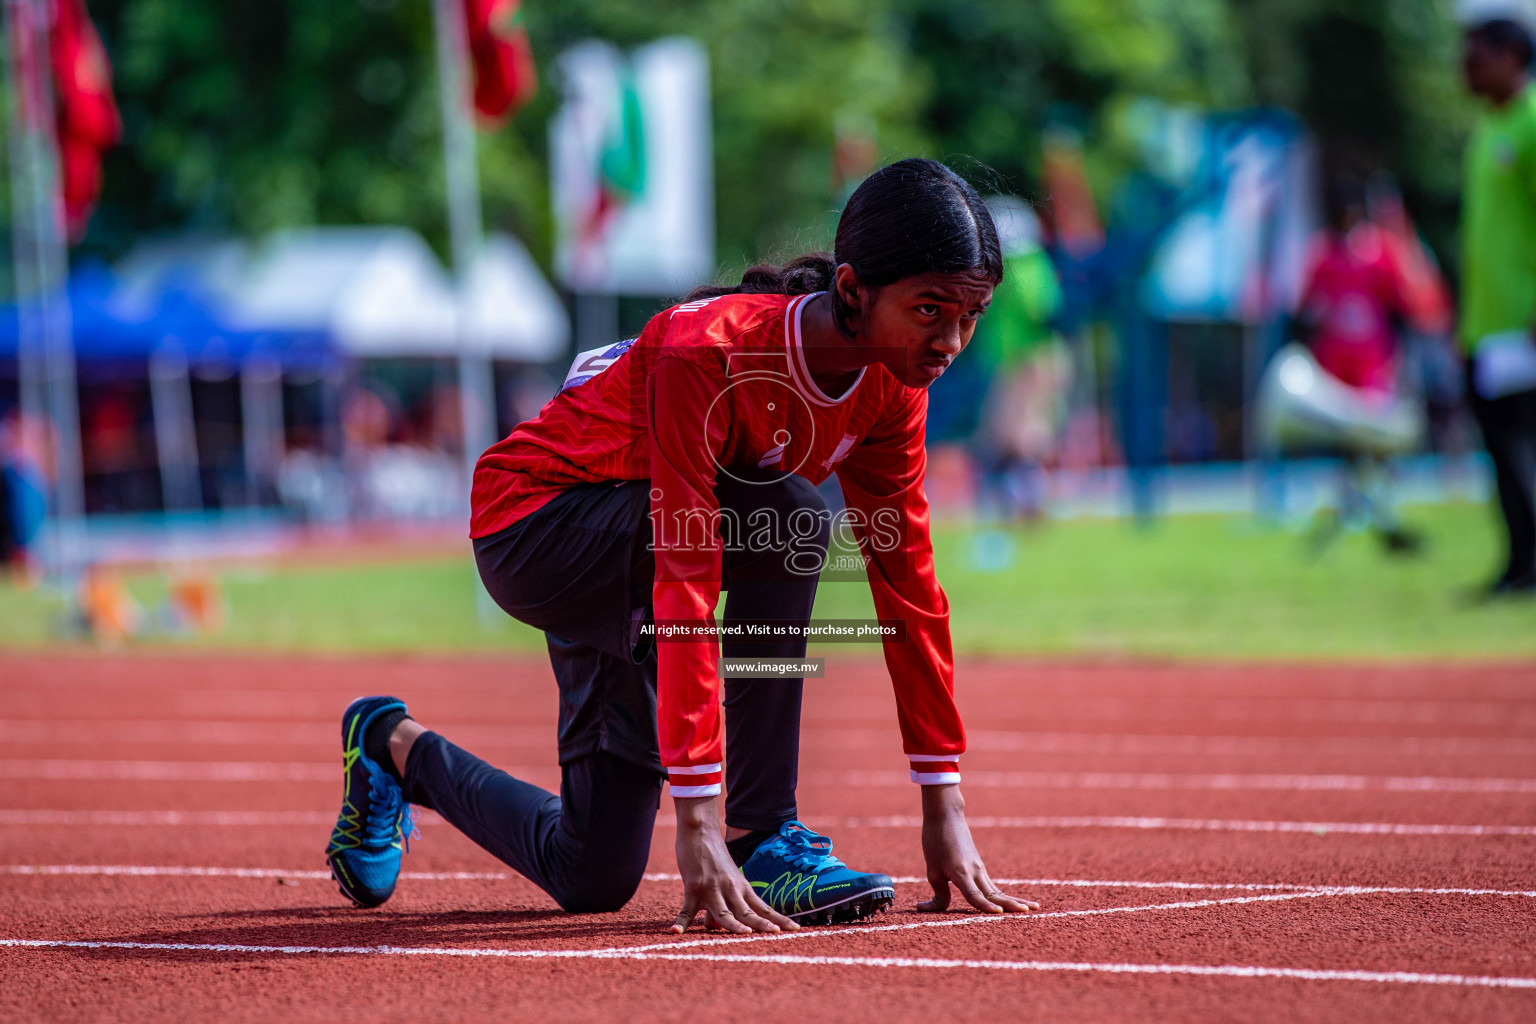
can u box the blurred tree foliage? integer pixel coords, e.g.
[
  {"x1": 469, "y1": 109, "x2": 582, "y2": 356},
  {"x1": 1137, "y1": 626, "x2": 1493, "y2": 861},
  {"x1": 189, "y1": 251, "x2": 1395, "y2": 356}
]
[{"x1": 69, "y1": 0, "x2": 1472, "y2": 276}]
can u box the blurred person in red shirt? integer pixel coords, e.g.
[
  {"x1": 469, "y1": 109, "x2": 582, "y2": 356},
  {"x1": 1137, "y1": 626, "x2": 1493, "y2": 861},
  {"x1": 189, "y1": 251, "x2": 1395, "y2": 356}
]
[
  {"x1": 1299, "y1": 179, "x2": 1406, "y2": 394},
  {"x1": 1295, "y1": 178, "x2": 1424, "y2": 554}
]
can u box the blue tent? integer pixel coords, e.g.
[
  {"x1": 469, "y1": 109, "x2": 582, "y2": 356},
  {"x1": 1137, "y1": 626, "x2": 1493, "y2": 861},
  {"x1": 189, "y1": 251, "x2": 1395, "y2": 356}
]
[{"x1": 0, "y1": 262, "x2": 333, "y2": 372}]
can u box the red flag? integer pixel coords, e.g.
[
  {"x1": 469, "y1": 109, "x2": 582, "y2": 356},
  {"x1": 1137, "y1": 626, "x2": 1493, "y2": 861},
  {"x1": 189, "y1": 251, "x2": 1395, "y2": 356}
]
[
  {"x1": 462, "y1": 0, "x2": 537, "y2": 126},
  {"x1": 49, "y1": 0, "x2": 120, "y2": 240}
]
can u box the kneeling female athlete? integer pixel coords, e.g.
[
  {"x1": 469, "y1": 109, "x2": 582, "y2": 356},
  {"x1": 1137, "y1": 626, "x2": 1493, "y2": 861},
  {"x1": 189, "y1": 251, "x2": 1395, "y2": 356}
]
[{"x1": 325, "y1": 158, "x2": 1041, "y2": 932}]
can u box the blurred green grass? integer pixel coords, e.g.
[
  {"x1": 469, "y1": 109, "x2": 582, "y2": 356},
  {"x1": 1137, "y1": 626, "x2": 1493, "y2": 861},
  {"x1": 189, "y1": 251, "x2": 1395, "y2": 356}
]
[{"x1": 0, "y1": 502, "x2": 1531, "y2": 659}]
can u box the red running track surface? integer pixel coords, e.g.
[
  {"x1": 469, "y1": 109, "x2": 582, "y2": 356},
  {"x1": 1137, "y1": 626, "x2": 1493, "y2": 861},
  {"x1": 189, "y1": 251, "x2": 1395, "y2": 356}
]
[{"x1": 1, "y1": 654, "x2": 1534, "y2": 1022}]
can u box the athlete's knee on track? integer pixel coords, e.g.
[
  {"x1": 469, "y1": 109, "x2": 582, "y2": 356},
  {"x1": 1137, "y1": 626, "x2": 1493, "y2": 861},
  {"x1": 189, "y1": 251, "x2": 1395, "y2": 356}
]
[{"x1": 550, "y1": 862, "x2": 646, "y2": 914}]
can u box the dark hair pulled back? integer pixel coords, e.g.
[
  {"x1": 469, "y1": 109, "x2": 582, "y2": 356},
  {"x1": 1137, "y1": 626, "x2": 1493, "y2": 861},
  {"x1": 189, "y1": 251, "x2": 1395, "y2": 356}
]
[{"x1": 686, "y1": 158, "x2": 1004, "y2": 335}]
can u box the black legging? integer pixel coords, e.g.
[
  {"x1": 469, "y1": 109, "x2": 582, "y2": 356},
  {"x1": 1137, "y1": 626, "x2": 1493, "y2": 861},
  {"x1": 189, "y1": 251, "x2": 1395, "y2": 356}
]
[
  {"x1": 1468, "y1": 366, "x2": 1536, "y2": 583},
  {"x1": 401, "y1": 471, "x2": 830, "y2": 912}
]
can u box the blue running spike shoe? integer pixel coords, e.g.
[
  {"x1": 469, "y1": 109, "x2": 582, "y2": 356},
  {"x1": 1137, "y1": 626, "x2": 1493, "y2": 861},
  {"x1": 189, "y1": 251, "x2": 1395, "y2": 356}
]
[
  {"x1": 740, "y1": 821, "x2": 895, "y2": 925},
  {"x1": 325, "y1": 696, "x2": 415, "y2": 908}
]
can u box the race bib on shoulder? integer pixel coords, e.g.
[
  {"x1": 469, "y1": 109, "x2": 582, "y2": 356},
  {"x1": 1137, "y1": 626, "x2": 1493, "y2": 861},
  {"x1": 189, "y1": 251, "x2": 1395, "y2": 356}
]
[{"x1": 560, "y1": 336, "x2": 638, "y2": 393}]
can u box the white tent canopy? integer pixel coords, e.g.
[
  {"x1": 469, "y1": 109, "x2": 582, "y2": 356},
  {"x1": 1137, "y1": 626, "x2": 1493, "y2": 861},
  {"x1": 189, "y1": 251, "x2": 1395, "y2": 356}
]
[
  {"x1": 119, "y1": 226, "x2": 570, "y2": 362},
  {"x1": 460, "y1": 235, "x2": 570, "y2": 363},
  {"x1": 231, "y1": 226, "x2": 569, "y2": 362},
  {"x1": 231, "y1": 227, "x2": 456, "y2": 356}
]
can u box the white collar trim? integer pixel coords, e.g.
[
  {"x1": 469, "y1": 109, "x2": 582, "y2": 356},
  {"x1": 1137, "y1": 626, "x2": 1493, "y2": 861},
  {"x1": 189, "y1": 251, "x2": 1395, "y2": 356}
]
[{"x1": 785, "y1": 292, "x2": 865, "y2": 407}]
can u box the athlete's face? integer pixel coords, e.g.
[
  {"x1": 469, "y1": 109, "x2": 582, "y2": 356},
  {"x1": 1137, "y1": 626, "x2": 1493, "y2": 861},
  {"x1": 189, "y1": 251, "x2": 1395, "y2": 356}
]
[{"x1": 844, "y1": 269, "x2": 995, "y2": 389}]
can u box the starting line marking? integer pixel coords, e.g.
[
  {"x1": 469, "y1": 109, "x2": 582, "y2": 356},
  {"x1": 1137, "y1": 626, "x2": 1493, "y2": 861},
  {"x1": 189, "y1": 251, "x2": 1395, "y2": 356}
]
[
  {"x1": 8, "y1": 864, "x2": 1536, "y2": 900},
  {"x1": 6, "y1": 873, "x2": 1534, "y2": 988},
  {"x1": 3, "y1": 931, "x2": 1532, "y2": 990},
  {"x1": 6, "y1": 760, "x2": 1536, "y2": 794},
  {"x1": 4, "y1": 809, "x2": 1536, "y2": 837}
]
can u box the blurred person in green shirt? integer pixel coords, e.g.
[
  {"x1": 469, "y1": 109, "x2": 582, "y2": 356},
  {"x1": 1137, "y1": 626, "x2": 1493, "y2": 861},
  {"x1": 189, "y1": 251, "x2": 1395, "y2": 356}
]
[
  {"x1": 1460, "y1": 7, "x2": 1536, "y2": 595},
  {"x1": 971, "y1": 197, "x2": 1066, "y2": 520}
]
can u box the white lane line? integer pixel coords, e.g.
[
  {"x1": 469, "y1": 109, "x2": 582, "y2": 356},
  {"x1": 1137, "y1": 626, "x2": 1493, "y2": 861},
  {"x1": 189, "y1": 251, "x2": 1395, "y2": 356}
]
[
  {"x1": 0, "y1": 761, "x2": 337, "y2": 782},
  {"x1": 836, "y1": 770, "x2": 1536, "y2": 793},
  {"x1": 583, "y1": 892, "x2": 1338, "y2": 956},
  {"x1": 960, "y1": 731, "x2": 1536, "y2": 759},
  {"x1": 15, "y1": 694, "x2": 1533, "y2": 724},
  {"x1": 0, "y1": 761, "x2": 551, "y2": 782},
  {"x1": 950, "y1": 698, "x2": 1536, "y2": 727},
  {"x1": 988, "y1": 878, "x2": 1536, "y2": 898},
  {"x1": 839, "y1": 815, "x2": 1536, "y2": 837},
  {"x1": 0, "y1": 721, "x2": 555, "y2": 747},
  {"x1": 8, "y1": 760, "x2": 1536, "y2": 794},
  {"x1": 4, "y1": 932, "x2": 1533, "y2": 989},
  {"x1": 579, "y1": 952, "x2": 1536, "y2": 989},
  {"x1": 0, "y1": 893, "x2": 1338, "y2": 966},
  {"x1": 635, "y1": 873, "x2": 1536, "y2": 900},
  {"x1": 10, "y1": 722, "x2": 1536, "y2": 760},
  {"x1": 0, "y1": 811, "x2": 339, "y2": 826},
  {"x1": 5, "y1": 809, "x2": 1536, "y2": 837},
  {"x1": 0, "y1": 865, "x2": 508, "y2": 881},
  {"x1": 9, "y1": 865, "x2": 1533, "y2": 900},
  {"x1": 0, "y1": 892, "x2": 1332, "y2": 963},
  {"x1": 8, "y1": 865, "x2": 1535, "y2": 900}
]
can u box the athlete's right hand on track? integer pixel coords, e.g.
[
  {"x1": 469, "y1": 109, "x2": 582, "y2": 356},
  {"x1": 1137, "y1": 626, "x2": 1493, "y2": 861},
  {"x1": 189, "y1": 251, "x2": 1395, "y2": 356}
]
[
  {"x1": 917, "y1": 783, "x2": 1040, "y2": 915},
  {"x1": 670, "y1": 796, "x2": 800, "y2": 935}
]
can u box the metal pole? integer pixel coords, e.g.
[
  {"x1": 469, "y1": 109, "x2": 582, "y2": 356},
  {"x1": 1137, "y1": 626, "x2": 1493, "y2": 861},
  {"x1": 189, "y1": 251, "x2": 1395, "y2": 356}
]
[
  {"x1": 239, "y1": 356, "x2": 283, "y2": 506},
  {"x1": 149, "y1": 347, "x2": 200, "y2": 512},
  {"x1": 430, "y1": 0, "x2": 497, "y2": 620},
  {"x1": 4, "y1": 0, "x2": 86, "y2": 582},
  {"x1": 3, "y1": 1, "x2": 43, "y2": 436}
]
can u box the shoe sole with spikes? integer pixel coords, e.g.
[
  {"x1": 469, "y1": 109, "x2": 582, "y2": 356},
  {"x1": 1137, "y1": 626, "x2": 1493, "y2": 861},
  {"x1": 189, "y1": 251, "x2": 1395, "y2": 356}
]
[{"x1": 786, "y1": 885, "x2": 896, "y2": 926}]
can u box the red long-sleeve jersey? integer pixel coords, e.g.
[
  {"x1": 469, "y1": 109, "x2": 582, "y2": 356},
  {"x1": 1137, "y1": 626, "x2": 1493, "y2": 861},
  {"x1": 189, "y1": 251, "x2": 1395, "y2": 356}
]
[{"x1": 471, "y1": 292, "x2": 964, "y2": 795}]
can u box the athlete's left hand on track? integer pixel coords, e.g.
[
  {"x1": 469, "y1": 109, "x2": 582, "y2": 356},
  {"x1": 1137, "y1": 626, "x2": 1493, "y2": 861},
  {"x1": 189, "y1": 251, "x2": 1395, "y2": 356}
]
[
  {"x1": 668, "y1": 795, "x2": 801, "y2": 935},
  {"x1": 915, "y1": 783, "x2": 1039, "y2": 915}
]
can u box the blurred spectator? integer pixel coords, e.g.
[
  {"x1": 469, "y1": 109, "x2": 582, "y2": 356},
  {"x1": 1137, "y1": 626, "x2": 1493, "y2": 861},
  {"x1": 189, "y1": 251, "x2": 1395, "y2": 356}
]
[
  {"x1": 1298, "y1": 179, "x2": 1404, "y2": 394},
  {"x1": 1459, "y1": 10, "x2": 1536, "y2": 596},
  {"x1": 1296, "y1": 177, "x2": 1421, "y2": 553},
  {"x1": 342, "y1": 386, "x2": 395, "y2": 453},
  {"x1": 0, "y1": 408, "x2": 50, "y2": 581},
  {"x1": 971, "y1": 198, "x2": 1066, "y2": 520}
]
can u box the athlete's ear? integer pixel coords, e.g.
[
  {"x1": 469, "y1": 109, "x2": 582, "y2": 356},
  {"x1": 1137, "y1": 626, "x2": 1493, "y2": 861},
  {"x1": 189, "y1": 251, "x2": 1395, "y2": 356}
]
[{"x1": 832, "y1": 263, "x2": 864, "y2": 337}]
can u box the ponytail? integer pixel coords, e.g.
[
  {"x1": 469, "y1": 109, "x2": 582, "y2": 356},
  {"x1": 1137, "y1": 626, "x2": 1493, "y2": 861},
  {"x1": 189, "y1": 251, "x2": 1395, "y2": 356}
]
[{"x1": 683, "y1": 253, "x2": 836, "y2": 303}]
